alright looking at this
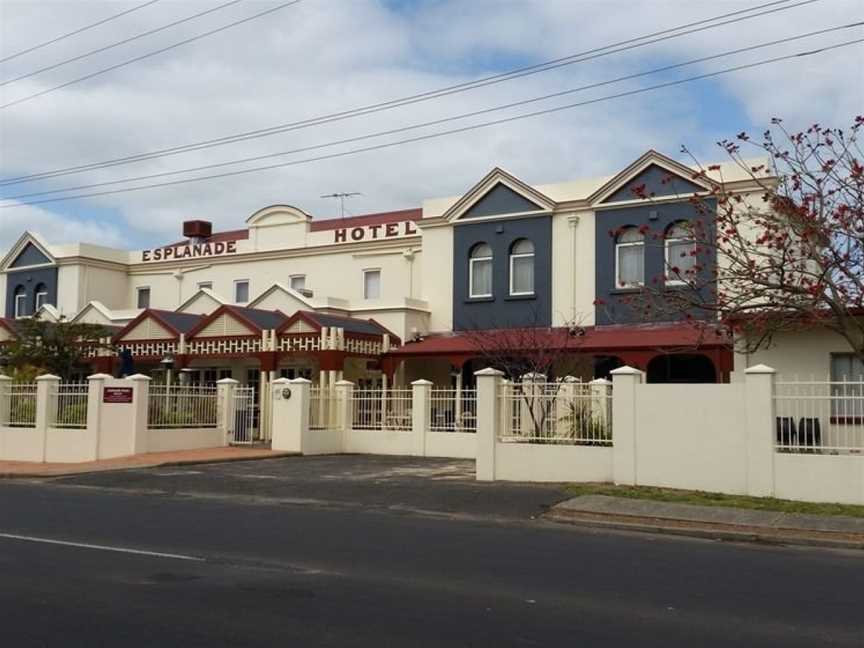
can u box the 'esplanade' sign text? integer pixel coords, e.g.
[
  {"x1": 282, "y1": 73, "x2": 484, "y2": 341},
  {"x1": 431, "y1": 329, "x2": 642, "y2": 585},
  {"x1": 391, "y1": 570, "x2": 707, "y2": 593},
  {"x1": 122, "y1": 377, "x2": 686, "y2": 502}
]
[
  {"x1": 333, "y1": 220, "x2": 417, "y2": 243},
  {"x1": 142, "y1": 241, "x2": 238, "y2": 262}
]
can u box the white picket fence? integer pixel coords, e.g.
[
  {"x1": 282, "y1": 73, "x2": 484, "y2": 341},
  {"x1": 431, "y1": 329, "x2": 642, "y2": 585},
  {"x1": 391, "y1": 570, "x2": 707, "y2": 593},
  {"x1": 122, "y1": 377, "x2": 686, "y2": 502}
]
[
  {"x1": 774, "y1": 378, "x2": 864, "y2": 454},
  {"x1": 148, "y1": 385, "x2": 219, "y2": 429}
]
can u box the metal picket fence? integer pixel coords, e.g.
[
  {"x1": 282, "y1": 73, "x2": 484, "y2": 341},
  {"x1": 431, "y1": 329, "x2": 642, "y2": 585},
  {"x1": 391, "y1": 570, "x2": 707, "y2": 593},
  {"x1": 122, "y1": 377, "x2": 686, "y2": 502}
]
[
  {"x1": 351, "y1": 389, "x2": 412, "y2": 431},
  {"x1": 774, "y1": 378, "x2": 864, "y2": 454},
  {"x1": 1, "y1": 383, "x2": 37, "y2": 427},
  {"x1": 148, "y1": 385, "x2": 219, "y2": 429},
  {"x1": 50, "y1": 383, "x2": 88, "y2": 429},
  {"x1": 429, "y1": 388, "x2": 477, "y2": 432}
]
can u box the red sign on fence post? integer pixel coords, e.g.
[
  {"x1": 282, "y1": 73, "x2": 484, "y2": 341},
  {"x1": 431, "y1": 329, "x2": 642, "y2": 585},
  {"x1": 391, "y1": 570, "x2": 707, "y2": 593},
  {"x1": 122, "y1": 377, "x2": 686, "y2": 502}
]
[{"x1": 103, "y1": 387, "x2": 134, "y2": 404}]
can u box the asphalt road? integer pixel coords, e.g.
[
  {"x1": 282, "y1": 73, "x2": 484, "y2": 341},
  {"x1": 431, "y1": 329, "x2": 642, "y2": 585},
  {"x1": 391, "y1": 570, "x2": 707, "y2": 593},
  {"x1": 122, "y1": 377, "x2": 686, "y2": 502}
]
[{"x1": 0, "y1": 456, "x2": 862, "y2": 647}]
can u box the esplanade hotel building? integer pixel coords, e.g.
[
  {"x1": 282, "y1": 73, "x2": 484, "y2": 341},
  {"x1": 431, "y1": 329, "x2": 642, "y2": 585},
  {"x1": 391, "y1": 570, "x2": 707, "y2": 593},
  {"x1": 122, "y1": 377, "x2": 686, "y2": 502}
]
[{"x1": 1, "y1": 151, "x2": 760, "y2": 398}]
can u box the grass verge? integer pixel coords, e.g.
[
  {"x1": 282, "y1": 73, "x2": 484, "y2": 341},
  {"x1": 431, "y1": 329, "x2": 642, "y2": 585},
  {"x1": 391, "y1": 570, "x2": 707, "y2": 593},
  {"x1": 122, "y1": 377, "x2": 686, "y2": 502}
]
[{"x1": 563, "y1": 483, "x2": 864, "y2": 519}]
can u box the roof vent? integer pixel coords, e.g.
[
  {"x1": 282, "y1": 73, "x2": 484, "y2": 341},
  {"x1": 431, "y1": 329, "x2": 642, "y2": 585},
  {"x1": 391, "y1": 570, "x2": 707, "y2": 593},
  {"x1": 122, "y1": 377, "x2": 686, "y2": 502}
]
[{"x1": 183, "y1": 220, "x2": 212, "y2": 239}]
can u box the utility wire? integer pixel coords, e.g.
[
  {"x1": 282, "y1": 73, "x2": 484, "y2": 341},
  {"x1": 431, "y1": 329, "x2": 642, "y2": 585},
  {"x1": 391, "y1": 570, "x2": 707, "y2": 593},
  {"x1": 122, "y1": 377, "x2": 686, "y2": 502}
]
[
  {"x1": 2, "y1": 37, "x2": 860, "y2": 210},
  {"x1": 0, "y1": 0, "x2": 816, "y2": 186},
  {"x1": 3, "y1": 23, "x2": 859, "y2": 202},
  {"x1": 0, "y1": 0, "x2": 305, "y2": 110},
  {"x1": 0, "y1": 0, "x2": 163, "y2": 64},
  {"x1": 0, "y1": 0, "x2": 245, "y2": 87}
]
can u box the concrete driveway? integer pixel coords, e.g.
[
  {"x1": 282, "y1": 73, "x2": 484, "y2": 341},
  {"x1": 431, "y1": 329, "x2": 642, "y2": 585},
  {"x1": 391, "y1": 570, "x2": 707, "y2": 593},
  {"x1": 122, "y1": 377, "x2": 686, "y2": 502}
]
[{"x1": 50, "y1": 454, "x2": 570, "y2": 519}]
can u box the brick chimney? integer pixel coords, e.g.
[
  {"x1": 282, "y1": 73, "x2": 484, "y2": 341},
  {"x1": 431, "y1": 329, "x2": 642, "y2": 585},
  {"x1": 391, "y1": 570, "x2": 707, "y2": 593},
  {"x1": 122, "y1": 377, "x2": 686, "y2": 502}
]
[{"x1": 183, "y1": 220, "x2": 212, "y2": 240}]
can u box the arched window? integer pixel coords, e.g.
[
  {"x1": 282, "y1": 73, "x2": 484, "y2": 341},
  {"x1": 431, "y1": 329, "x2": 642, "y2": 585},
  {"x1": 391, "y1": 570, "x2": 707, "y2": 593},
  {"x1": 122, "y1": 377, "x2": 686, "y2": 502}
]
[
  {"x1": 615, "y1": 227, "x2": 644, "y2": 287},
  {"x1": 13, "y1": 285, "x2": 27, "y2": 318},
  {"x1": 34, "y1": 283, "x2": 48, "y2": 311},
  {"x1": 665, "y1": 222, "x2": 697, "y2": 284},
  {"x1": 469, "y1": 243, "x2": 493, "y2": 298},
  {"x1": 509, "y1": 239, "x2": 535, "y2": 296}
]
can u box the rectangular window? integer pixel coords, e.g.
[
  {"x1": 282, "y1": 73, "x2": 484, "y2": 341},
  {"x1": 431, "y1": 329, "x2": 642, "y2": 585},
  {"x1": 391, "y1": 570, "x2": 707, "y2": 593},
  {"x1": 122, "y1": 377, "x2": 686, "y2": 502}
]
[
  {"x1": 510, "y1": 256, "x2": 534, "y2": 295},
  {"x1": 14, "y1": 293, "x2": 27, "y2": 318},
  {"x1": 197, "y1": 281, "x2": 213, "y2": 291},
  {"x1": 136, "y1": 287, "x2": 151, "y2": 309},
  {"x1": 830, "y1": 354, "x2": 864, "y2": 420},
  {"x1": 290, "y1": 275, "x2": 306, "y2": 291},
  {"x1": 469, "y1": 257, "x2": 493, "y2": 298},
  {"x1": 234, "y1": 280, "x2": 250, "y2": 304},
  {"x1": 35, "y1": 291, "x2": 48, "y2": 310},
  {"x1": 616, "y1": 245, "x2": 644, "y2": 287},
  {"x1": 363, "y1": 269, "x2": 381, "y2": 300},
  {"x1": 666, "y1": 240, "x2": 697, "y2": 284}
]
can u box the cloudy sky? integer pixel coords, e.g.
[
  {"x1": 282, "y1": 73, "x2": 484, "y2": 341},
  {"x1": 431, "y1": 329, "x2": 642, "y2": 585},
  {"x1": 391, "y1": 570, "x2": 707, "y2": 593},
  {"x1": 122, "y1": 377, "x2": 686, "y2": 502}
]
[{"x1": 0, "y1": 0, "x2": 861, "y2": 250}]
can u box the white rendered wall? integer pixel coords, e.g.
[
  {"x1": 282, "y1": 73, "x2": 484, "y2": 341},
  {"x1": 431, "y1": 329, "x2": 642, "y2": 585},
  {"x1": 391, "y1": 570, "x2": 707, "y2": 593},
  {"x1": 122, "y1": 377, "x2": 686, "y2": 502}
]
[
  {"x1": 146, "y1": 427, "x2": 226, "y2": 452},
  {"x1": 774, "y1": 454, "x2": 864, "y2": 505},
  {"x1": 550, "y1": 210, "x2": 596, "y2": 327},
  {"x1": 494, "y1": 444, "x2": 613, "y2": 482},
  {"x1": 735, "y1": 329, "x2": 852, "y2": 379},
  {"x1": 418, "y1": 225, "x2": 453, "y2": 332}
]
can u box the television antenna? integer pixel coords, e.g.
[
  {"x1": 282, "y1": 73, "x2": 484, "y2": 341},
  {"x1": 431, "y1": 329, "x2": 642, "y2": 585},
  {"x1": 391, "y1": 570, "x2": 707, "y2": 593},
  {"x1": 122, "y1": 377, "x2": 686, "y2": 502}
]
[{"x1": 321, "y1": 192, "x2": 362, "y2": 218}]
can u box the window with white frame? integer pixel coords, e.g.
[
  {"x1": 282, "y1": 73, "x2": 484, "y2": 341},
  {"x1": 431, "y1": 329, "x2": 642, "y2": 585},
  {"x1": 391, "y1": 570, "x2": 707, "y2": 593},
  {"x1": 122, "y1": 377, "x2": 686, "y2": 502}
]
[
  {"x1": 234, "y1": 280, "x2": 250, "y2": 304},
  {"x1": 830, "y1": 354, "x2": 864, "y2": 419},
  {"x1": 665, "y1": 222, "x2": 697, "y2": 285},
  {"x1": 363, "y1": 269, "x2": 381, "y2": 300},
  {"x1": 197, "y1": 281, "x2": 213, "y2": 291},
  {"x1": 136, "y1": 286, "x2": 151, "y2": 309},
  {"x1": 290, "y1": 275, "x2": 306, "y2": 291},
  {"x1": 615, "y1": 227, "x2": 644, "y2": 287},
  {"x1": 34, "y1": 283, "x2": 48, "y2": 311},
  {"x1": 509, "y1": 239, "x2": 535, "y2": 296},
  {"x1": 13, "y1": 285, "x2": 26, "y2": 318},
  {"x1": 469, "y1": 242, "x2": 493, "y2": 298}
]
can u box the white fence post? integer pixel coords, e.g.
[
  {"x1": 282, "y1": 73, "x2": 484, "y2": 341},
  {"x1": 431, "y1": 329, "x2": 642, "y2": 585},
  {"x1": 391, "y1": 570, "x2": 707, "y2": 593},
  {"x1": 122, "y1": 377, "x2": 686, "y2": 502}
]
[
  {"x1": 0, "y1": 374, "x2": 11, "y2": 426},
  {"x1": 411, "y1": 379, "x2": 432, "y2": 456},
  {"x1": 87, "y1": 373, "x2": 110, "y2": 460},
  {"x1": 127, "y1": 374, "x2": 151, "y2": 456},
  {"x1": 335, "y1": 380, "x2": 353, "y2": 442},
  {"x1": 217, "y1": 378, "x2": 238, "y2": 443},
  {"x1": 610, "y1": 366, "x2": 642, "y2": 486},
  {"x1": 475, "y1": 367, "x2": 504, "y2": 481},
  {"x1": 271, "y1": 377, "x2": 307, "y2": 453},
  {"x1": 35, "y1": 374, "x2": 59, "y2": 462},
  {"x1": 744, "y1": 364, "x2": 776, "y2": 497}
]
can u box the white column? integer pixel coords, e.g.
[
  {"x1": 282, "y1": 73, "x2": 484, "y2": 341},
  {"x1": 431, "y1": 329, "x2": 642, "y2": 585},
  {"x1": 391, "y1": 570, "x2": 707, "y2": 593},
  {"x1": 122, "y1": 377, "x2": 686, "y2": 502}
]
[
  {"x1": 744, "y1": 364, "x2": 776, "y2": 497},
  {"x1": 0, "y1": 375, "x2": 11, "y2": 426},
  {"x1": 35, "y1": 374, "x2": 60, "y2": 462},
  {"x1": 411, "y1": 379, "x2": 432, "y2": 457},
  {"x1": 475, "y1": 367, "x2": 504, "y2": 481},
  {"x1": 87, "y1": 373, "x2": 110, "y2": 459},
  {"x1": 271, "y1": 377, "x2": 307, "y2": 453},
  {"x1": 334, "y1": 379, "x2": 354, "y2": 448},
  {"x1": 588, "y1": 378, "x2": 613, "y2": 442},
  {"x1": 454, "y1": 369, "x2": 463, "y2": 424},
  {"x1": 380, "y1": 372, "x2": 388, "y2": 429},
  {"x1": 216, "y1": 378, "x2": 238, "y2": 445},
  {"x1": 258, "y1": 370, "x2": 267, "y2": 441},
  {"x1": 610, "y1": 366, "x2": 642, "y2": 485}
]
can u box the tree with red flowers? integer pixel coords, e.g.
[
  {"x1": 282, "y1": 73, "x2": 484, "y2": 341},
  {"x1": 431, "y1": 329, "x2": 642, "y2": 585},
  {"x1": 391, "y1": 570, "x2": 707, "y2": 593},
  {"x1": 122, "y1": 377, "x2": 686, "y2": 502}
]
[{"x1": 621, "y1": 116, "x2": 864, "y2": 360}]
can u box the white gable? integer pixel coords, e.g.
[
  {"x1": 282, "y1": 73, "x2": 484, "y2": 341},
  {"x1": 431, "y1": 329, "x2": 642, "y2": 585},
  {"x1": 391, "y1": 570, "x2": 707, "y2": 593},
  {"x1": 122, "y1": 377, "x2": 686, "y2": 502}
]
[
  {"x1": 177, "y1": 289, "x2": 225, "y2": 315},
  {"x1": 121, "y1": 317, "x2": 175, "y2": 341},
  {"x1": 283, "y1": 319, "x2": 317, "y2": 334},
  {"x1": 195, "y1": 313, "x2": 256, "y2": 338},
  {"x1": 0, "y1": 326, "x2": 13, "y2": 342}
]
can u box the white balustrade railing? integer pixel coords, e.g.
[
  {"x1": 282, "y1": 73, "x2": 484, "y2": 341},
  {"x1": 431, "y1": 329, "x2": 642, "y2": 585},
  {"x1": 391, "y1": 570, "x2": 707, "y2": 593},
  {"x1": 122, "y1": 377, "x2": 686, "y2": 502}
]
[
  {"x1": 429, "y1": 388, "x2": 477, "y2": 433},
  {"x1": 351, "y1": 389, "x2": 412, "y2": 431},
  {"x1": 774, "y1": 378, "x2": 864, "y2": 454},
  {"x1": 148, "y1": 385, "x2": 219, "y2": 429},
  {"x1": 50, "y1": 383, "x2": 89, "y2": 429},
  {"x1": 498, "y1": 381, "x2": 612, "y2": 445},
  {"x1": 2, "y1": 383, "x2": 37, "y2": 428}
]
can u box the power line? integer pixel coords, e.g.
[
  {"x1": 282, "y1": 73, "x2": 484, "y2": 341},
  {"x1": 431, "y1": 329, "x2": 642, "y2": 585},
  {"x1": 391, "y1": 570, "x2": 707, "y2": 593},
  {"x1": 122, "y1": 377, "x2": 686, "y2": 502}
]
[
  {"x1": 0, "y1": 0, "x2": 305, "y2": 110},
  {"x1": 0, "y1": 0, "x2": 817, "y2": 186},
  {"x1": 0, "y1": 0, "x2": 163, "y2": 64},
  {"x1": 0, "y1": 0, "x2": 246, "y2": 87},
  {"x1": 4, "y1": 23, "x2": 858, "y2": 202},
  {"x1": 2, "y1": 37, "x2": 860, "y2": 210}
]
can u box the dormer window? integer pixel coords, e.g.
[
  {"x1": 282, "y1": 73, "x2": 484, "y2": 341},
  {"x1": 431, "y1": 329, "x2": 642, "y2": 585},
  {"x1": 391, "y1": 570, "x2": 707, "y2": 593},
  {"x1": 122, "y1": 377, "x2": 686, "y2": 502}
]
[{"x1": 469, "y1": 243, "x2": 493, "y2": 298}]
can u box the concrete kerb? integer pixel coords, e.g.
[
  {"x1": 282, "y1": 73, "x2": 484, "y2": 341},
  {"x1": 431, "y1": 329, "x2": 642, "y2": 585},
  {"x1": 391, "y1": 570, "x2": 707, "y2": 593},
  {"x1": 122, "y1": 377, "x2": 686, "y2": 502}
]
[{"x1": 546, "y1": 495, "x2": 864, "y2": 551}]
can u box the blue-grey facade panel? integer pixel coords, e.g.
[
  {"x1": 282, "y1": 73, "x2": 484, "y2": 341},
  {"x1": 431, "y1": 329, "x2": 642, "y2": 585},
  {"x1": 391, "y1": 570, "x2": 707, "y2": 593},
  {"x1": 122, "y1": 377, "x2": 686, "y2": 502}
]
[
  {"x1": 9, "y1": 243, "x2": 52, "y2": 268},
  {"x1": 453, "y1": 215, "x2": 552, "y2": 330},
  {"x1": 5, "y1": 267, "x2": 58, "y2": 318},
  {"x1": 594, "y1": 199, "x2": 716, "y2": 325},
  {"x1": 459, "y1": 183, "x2": 546, "y2": 220},
  {"x1": 602, "y1": 165, "x2": 705, "y2": 204}
]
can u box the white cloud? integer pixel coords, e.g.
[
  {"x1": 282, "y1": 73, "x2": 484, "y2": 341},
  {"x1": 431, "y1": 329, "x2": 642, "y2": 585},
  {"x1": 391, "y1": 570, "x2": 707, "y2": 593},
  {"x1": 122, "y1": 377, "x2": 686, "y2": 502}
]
[
  {"x1": 0, "y1": 201, "x2": 125, "y2": 250},
  {"x1": 0, "y1": 0, "x2": 861, "y2": 249}
]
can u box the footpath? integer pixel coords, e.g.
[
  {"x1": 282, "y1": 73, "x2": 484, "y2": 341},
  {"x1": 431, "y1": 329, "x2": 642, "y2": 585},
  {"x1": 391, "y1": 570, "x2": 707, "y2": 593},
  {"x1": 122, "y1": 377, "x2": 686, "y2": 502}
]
[
  {"x1": 0, "y1": 447, "x2": 296, "y2": 478},
  {"x1": 548, "y1": 494, "x2": 864, "y2": 550}
]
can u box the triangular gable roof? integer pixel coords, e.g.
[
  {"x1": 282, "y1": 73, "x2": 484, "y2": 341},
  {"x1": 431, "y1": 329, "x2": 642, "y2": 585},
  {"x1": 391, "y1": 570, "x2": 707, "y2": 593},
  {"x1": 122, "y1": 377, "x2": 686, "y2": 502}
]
[
  {"x1": 113, "y1": 309, "x2": 203, "y2": 343},
  {"x1": 186, "y1": 305, "x2": 288, "y2": 339},
  {"x1": 72, "y1": 301, "x2": 141, "y2": 327},
  {"x1": 277, "y1": 310, "x2": 396, "y2": 339},
  {"x1": 441, "y1": 167, "x2": 555, "y2": 222},
  {"x1": 176, "y1": 288, "x2": 227, "y2": 315},
  {"x1": 35, "y1": 304, "x2": 61, "y2": 322},
  {"x1": 0, "y1": 317, "x2": 18, "y2": 341},
  {"x1": 589, "y1": 150, "x2": 715, "y2": 205},
  {"x1": 248, "y1": 282, "x2": 316, "y2": 311},
  {"x1": 0, "y1": 232, "x2": 55, "y2": 271}
]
